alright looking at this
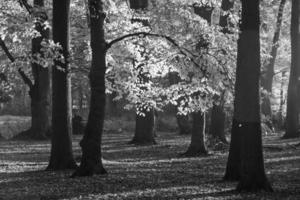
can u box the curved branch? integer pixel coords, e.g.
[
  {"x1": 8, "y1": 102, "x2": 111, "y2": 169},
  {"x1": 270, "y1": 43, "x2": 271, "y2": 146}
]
[{"x1": 105, "y1": 32, "x2": 202, "y2": 70}]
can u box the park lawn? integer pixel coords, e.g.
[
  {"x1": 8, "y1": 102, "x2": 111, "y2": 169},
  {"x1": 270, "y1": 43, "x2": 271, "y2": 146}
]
[{"x1": 0, "y1": 131, "x2": 300, "y2": 200}]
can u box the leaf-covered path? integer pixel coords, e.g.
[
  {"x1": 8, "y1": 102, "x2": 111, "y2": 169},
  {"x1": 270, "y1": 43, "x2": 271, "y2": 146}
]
[{"x1": 0, "y1": 132, "x2": 300, "y2": 200}]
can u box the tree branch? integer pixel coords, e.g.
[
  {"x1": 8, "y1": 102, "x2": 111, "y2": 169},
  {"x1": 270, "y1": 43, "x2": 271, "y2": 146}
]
[
  {"x1": 0, "y1": 38, "x2": 33, "y2": 88},
  {"x1": 105, "y1": 32, "x2": 203, "y2": 70},
  {"x1": 18, "y1": 0, "x2": 33, "y2": 14},
  {"x1": 0, "y1": 38, "x2": 15, "y2": 62},
  {"x1": 18, "y1": 68, "x2": 33, "y2": 88}
]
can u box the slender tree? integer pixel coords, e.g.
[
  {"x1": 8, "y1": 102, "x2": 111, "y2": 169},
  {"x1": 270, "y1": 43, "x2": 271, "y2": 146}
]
[
  {"x1": 227, "y1": 0, "x2": 273, "y2": 191},
  {"x1": 15, "y1": 0, "x2": 51, "y2": 140},
  {"x1": 72, "y1": 0, "x2": 107, "y2": 176},
  {"x1": 261, "y1": 0, "x2": 287, "y2": 128},
  {"x1": 283, "y1": 0, "x2": 300, "y2": 139},
  {"x1": 47, "y1": 0, "x2": 77, "y2": 170}
]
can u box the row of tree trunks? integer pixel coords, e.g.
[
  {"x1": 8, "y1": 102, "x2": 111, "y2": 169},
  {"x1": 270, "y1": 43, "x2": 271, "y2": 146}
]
[
  {"x1": 224, "y1": 0, "x2": 272, "y2": 192},
  {"x1": 47, "y1": 0, "x2": 77, "y2": 170},
  {"x1": 284, "y1": 0, "x2": 300, "y2": 139},
  {"x1": 261, "y1": 0, "x2": 287, "y2": 130},
  {"x1": 72, "y1": 0, "x2": 107, "y2": 176}
]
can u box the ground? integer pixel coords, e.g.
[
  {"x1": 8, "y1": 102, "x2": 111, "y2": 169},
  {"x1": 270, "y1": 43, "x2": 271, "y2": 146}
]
[{"x1": 0, "y1": 117, "x2": 300, "y2": 199}]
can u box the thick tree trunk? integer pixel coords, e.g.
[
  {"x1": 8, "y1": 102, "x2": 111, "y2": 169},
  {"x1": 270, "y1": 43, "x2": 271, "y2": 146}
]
[
  {"x1": 130, "y1": 109, "x2": 156, "y2": 145},
  {"x1": 229, "y1": 0, "x2": 272, "y2": 191},
  {"x1": 15, "y1": 0, "x2": 51, "y2": 140},
  {"x1": 261, "y1": 0, "x2": 286, "y2": 126},
  {"x1": 47, "y1": 0, "x2": 77, "y2": 170},
  {"x1": 223, "y1": 119, "x2": 241, "y2": 181},
  {"x1": 182, "y1": 112, "x2": 207, "y2": 156},
  {"x1": 283, "y1": 0, "x2": 300, "y2": 139},
  {"x1": 72, "y1": 0, "x2": 107, "y2": 177}
]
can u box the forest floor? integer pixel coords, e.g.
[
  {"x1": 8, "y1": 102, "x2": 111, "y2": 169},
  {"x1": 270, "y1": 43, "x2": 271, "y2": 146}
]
[{"x1": 0, "y1": 119, "x2": 300, "y2": 199}]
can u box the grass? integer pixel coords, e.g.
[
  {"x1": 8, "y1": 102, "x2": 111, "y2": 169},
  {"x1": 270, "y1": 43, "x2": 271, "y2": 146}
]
[{"x1": 0, "y1": 128, "x2": 300, "y2": 200}]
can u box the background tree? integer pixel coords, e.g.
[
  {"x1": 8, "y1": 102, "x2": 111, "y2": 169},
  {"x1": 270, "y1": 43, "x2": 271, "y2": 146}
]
[
  {"x1": 283, "y1": 0, "x2": 300, "y2": 139},
  {"x1": 261, "y1": 0, "x2": 287, "y2": 130},
  {"x1": 129, "y1": 0, "x2": 156, "y2": 145},
  {"x1": 47, "y1": 0, "x2": 77, "y2": 170},
  {"x1": 15, "y1": 0, "x2": 51, "y2": 140}
]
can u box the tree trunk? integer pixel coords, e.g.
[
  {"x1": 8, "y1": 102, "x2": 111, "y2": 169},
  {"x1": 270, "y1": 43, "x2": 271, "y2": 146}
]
[
  {"x1": 72, "y1": 0, "x2": 107, "y2": 177},
  {"x1": 261, "y1": 0, "x2": 286, "y2": 127},
  {"x1": 229, "y1": 0, "x2": 272, "y2": 191},
  {"x1": 47, "y1": 0, "x2": 77, "y2": 170},
  {"x1": 182, "y1": 112, "x2": 207, "y2": 156},
  {"x1": 283, "y1": 0, "x2": 300, "y2": 139},
  {"x1": 130, "y1": 109, "x2": 156, "y2": 145},
  {"x1": 15, "y1": 0, "x2": 51, "y2": 140},
  {"x1": 209, "y1": 104, "x2": 227, "y2": 143}
]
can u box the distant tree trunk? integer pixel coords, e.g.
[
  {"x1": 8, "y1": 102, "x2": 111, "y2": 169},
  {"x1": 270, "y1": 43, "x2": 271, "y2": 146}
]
[
  {"x1": 130, "y1": 108, "x2": 156, "y2": 145},
  {"x1": 72, "y1": 0, "x2": 107, "y2": 177},
  {"x1": 183, "y1": 112, "x2": 207, "y2": 156},
  {"x1": 209, "y1": 102, "x2": 227, "y2": 143},
  {"x1": 15, "y1": 0, "x2": 51, "y2": 140},
  {"x1": 278, "y1": 71, "x2": 286, "y2": 128},
  {"x1": 261, "y1": 0, "x2": 286, "y2": 126},
  {"x1": 228, "y1": 0, "x2": 272, "y2": 191},
  {"x1": 283, "y1": 0, "x2": 300, "y2": 139},
  {"x1": 168, "y1": 72, "x2": 191, "y2": 135},
  {"x1": 47, "y1": 0, "x2": 77, "y2": 170}
]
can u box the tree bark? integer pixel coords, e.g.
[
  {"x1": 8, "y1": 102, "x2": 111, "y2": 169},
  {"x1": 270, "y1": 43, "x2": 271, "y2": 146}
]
[
  {"x1": 283, "y1": 0, "x2": 300, "y2": 139},
  {"x1": 209, "y1": 103, "x2": 227, "y2": 143},
  {"x1": 72, "y1": 0, "x2": 107, "y2": 177},
  {"x1": 261, "y1": 0, "x2": 286, "y2": 127},
  {"x1": 182, "y1": 112, "x2": 207, "y2": 156},
  {"x1": 228, "y1": 0, "x2": 272, "y2": 191},
  {"x1": 15, "y1": 0, "x2": 51, "y2": 140},
  {"x1": 47, "y1": 0, "x2": 77, "y2": 170},
  {"x1": 130, "y1": 108, "x2": 156, "y2": 145}
]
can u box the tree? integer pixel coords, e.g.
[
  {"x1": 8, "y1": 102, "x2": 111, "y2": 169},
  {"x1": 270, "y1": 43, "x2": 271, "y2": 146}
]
[
  {"x1": 182, "y1": 3, "x2": 214, "y2": 156},
  {"x1": 208, "y1": 0, "x2": 234, "y2": 144},
  {"x1": 129, "y1": 0, "x2": 156, "y2": 145},
  {"x1": 72, "y1": 0, "x2": 107, "y2": 176},
  {"x1": 261, "y1": 0, "x2": 287, "y2": 129},
  {"x1": 47, "y1": 0, "x2": 77, "y2": 170},
  {"x1": 15, "y1": 0, "x2": 51, "y2": 140},
  {"x1": 227, "y1": 0, "x2": 272, "y2": 191},
  {"x1": 283, "y1": 0, "x2": 300, "y2": 139}
]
